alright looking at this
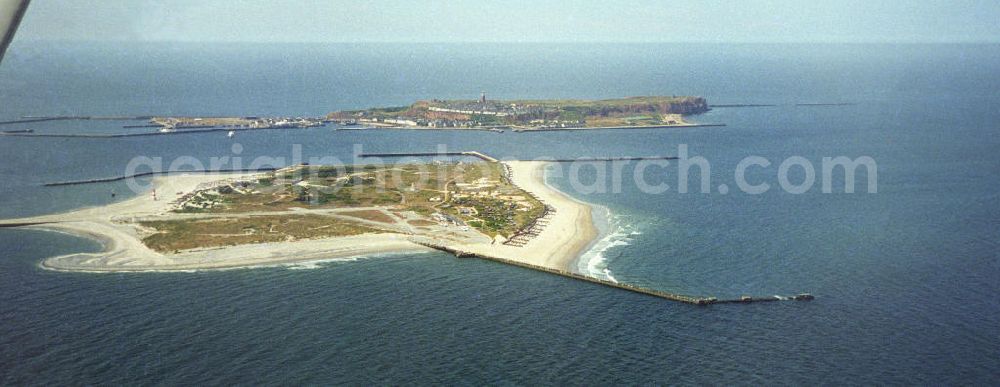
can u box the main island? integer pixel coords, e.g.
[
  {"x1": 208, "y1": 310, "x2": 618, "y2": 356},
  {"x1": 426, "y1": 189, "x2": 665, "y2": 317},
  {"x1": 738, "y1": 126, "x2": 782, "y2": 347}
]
[
  {"x1": 327, "y1": 94, "x2": 711, "y2": 130},
  {"x1": 0, "y1": 95, "x2": 718, "y2": 137}
]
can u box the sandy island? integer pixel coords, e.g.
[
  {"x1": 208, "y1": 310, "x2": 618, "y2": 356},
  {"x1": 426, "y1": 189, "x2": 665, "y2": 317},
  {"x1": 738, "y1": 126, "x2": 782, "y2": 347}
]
[{"x1": 0, "y1": 162, "x2": 599, "y2": 273}]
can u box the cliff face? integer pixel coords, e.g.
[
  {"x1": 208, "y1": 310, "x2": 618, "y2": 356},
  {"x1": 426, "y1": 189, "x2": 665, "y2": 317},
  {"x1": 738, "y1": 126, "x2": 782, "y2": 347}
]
[
  {"x1": 618, "y1": 97, "x2": 708, "y2": 115},
  {"x1": 560, "y1": 96, "x2": 709, "y2": 117},
  {"x1": 656, "y1": 97, "x2": 709, "y2": 114}
]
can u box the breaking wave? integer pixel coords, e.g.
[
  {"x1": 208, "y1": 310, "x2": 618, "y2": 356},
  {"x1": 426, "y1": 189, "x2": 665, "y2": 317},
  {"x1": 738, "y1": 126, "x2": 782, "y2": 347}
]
[{"x1": 577, "y1": 206, "x2": 636, "y2": 283}]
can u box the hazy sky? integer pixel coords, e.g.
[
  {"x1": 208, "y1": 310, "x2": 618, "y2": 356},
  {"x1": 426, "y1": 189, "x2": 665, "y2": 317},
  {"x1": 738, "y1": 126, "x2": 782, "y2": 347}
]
[{"x1": 16, "y1": 0, "x2": 1000, "y2": 43}]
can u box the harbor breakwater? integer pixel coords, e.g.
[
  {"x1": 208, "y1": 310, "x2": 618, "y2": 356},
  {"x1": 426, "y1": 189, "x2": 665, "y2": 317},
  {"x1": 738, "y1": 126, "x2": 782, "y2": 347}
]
[{"x1": 411, "y1": 239, "x2": 813, "y2": 306}]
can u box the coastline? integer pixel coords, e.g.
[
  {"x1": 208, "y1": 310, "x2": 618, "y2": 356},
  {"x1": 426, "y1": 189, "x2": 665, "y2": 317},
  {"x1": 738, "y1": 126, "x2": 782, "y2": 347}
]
[
  {"x1": 574, "y1": 204, "x2": 619, "y2": 282},
  {"x1": 535, "y1": 162, "x2": 615, "y2": 278},
  {"x1": 37, "y1": 227, "x2": 433, "y2": 273},
  {"x1": 451, "y1": 161, "x2": 599, "y2": 272},
  {"x1": 513, "y1": 123, "x2": 725, "y2": 132},
  {"x1": 342, "y1": 122, "x2": 725, "y2": 132},
  {"x1": 0, "y1": 173, "x2": 432, "y2": 272},
  {"x1": 0, "y1": 162, "x2": 603, "y2": 273}
]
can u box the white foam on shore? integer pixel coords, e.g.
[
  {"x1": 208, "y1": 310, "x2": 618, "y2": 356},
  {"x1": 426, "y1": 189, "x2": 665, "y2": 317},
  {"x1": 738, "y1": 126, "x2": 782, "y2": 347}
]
[
  {"x1": 285, "y1": 257, "x2": 361, "y2": 270},
  {"x1": 284, "y1": 251, "x2": 432, "y2": 270},
  {"x1": 576, "y1": 205, "x2": 634, "y2": 283},
  {"x1": 536, "y1": 163, "x2": 632, "y2": 282},
  {"x1": 49, "y1": 250, "x2": 434, "y2": 273}
]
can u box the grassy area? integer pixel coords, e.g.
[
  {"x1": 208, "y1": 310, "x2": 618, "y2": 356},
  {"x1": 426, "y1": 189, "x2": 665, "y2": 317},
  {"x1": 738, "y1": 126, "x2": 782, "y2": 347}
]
[
  {"x1": 140, "y1": 215, "x2": 382, "y2": 253},
  {"x1": 193, "y1": 163, "x2": 500, "y2": 213},
  {"x1": 420, "y1": 96, "x2": 702, "y2": 109},
  {"x1": 170, "y1": 162, "x2": 545, "y2": 241},
  {"x1": 470, "y1": 113, "x2": 503, "y2": 125},
  {"x1": 338, "y1": 210, "x2": 396, "y2": 223},
  {"x1": 505, "y1": 96, "x2": 703, "y2": 108}
]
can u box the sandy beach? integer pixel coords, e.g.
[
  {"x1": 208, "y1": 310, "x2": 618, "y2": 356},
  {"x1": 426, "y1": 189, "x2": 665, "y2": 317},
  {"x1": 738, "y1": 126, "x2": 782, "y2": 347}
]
[
  {"x1": 0, "y1": 163, "x2": 599, "y2": 273},
  {"x1": 0, "y1": 173, "x2": 427, "y2": 271},
  {"x1": 451, "y1": 161, "x2": 598, "y2": 270}
]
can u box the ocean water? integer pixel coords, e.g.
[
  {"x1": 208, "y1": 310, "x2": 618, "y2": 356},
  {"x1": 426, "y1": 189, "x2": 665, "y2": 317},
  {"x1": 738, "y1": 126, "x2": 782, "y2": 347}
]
[{"x1": 1, "y1": 42, "x2": 999, "y2": 384}]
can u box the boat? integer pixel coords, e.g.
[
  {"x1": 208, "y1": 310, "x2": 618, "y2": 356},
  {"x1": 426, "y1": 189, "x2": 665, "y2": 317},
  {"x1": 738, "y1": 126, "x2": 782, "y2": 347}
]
[{"x1": 227, "y1": 130, "x2": 235, "y2": 138}]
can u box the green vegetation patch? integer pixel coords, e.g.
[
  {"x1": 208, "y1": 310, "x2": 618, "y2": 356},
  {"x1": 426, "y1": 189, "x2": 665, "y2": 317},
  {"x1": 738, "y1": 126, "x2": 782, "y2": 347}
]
[
  {"x1": 170, "y1": 162, "x2": 544, "y2": 240},
  {"x1": 140, "y1": 214, "x2": 382, "y2": 252}
]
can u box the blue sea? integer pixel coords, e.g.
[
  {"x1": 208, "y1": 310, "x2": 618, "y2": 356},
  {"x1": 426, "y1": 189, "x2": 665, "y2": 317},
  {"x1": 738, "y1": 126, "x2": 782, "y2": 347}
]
[{"x1": 1, "y1": 42, "x2": 999, "y2": 384}]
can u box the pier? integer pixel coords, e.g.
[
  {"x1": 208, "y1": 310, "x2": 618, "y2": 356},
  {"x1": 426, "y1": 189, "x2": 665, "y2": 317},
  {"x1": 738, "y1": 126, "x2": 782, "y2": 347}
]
[
  {"x1": 709, "y1": 103, "x2": 855, "y2": 108},
  {"x1": 359, "y1": 151, "x2": 499, "y2": 163},
  {"x1": 545, "y1": 156, "x2": 678, "y2": 162},
  {"x1": 411, "y1": 240, "x2": 813, "y2": 306},
  {"x1": 0, "y1": 116, "x2": 154, "y2": 125},
  {"x1": 512, "y1": 123, "x2": 726, "y2": 132},
  {"x1": 0, "y1": 125, "x2": 319, "y2": 138},
  {"x1": 42, "y1": 168, "x2": 277, "y2": 187},
  {"x1": 710, "y1": 104, "x2": 777, "y2": 108},
  {"x1": 0, "y1": 115, "x2": 327, "y2": 138},
  {"x1": 0, "y1": 221, "x2": 50, "y2": 228},
  {"x1": 42, "y1": 152, "x2": 672, "y2": 187},
  {"x1": 405, "y1": 152, "x2": 814, "y2": 306},
  {"x1": 360, "y1": 152, "x2": 676, "y2": 164}
]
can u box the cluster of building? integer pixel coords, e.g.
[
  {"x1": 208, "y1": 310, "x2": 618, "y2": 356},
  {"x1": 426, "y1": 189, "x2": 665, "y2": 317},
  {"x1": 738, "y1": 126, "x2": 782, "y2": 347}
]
[
  {"x1": 341, "y1": 93, "x2": 570, "y2": 129},
  {"x1": 445, "y1": 175, "x2": 539, "y2": 238},
  {"x1": 424, "y1": 93, "x2": 548, "y2": 122},
  {"x1": 327, "y1": 94, "x2": 707, "y2": 132},
  {"x1": 241, "y1": 117, "x2": 324, "y2": 129},
  {"x1": 526, "y1": 119, "x2": 585, "y2": 128},
  {"x1": 453, "y1": 192, "x2": 534, "y2": 212},
  {"x1": 354, "y1": 116, "x2": 495, "y2": 129}
]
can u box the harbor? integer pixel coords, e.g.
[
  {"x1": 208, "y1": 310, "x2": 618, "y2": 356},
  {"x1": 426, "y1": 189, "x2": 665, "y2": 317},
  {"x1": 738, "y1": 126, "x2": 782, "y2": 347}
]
[
  {"x1": 0, "y1": 125, "x2": 321, "y2": 138},
  {"x1": 0, "y1": 115, "x2": 328, "y2": 138}
]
